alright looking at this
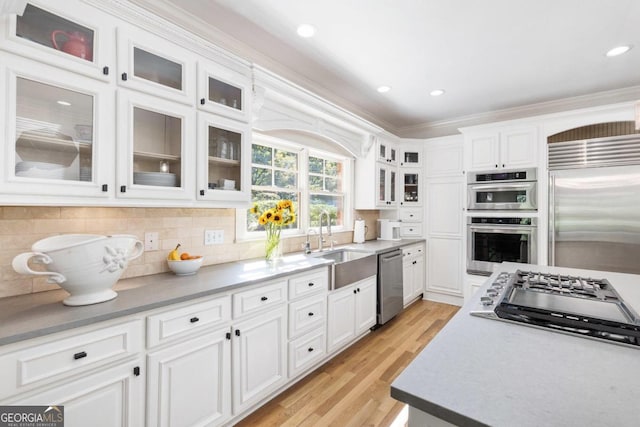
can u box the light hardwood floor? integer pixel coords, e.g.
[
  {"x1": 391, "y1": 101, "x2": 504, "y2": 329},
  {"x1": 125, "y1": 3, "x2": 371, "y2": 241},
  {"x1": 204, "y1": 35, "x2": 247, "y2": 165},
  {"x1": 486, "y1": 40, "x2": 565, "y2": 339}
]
[{"x1": 235, "y1": 299, "x2": 459, "y2": 427}]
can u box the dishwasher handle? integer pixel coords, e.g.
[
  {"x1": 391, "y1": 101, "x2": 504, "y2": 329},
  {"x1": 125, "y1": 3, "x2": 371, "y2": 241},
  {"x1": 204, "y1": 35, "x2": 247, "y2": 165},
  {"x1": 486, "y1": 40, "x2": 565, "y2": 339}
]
[{"x1": 380, "y1": 250, "x2": 402, "y2": 263}]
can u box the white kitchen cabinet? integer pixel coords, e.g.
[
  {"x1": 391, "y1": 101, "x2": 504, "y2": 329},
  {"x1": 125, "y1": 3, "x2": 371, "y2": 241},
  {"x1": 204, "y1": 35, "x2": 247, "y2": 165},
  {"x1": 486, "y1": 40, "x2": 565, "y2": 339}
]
[
  {"x1": 1, "y1": 54, "x2": 113, "y2": 199},
  {"x1": 403, "y1": 243, "x2": 425, "y2": 307},
  {"x1": 427, "y1": 178, "x2": 464, "y2": 237},
  {"x1": 464, "y1": 273, "x2": 488, "y2": 303},
  {"x1": 400, "y1": 145, "x2": 422, "y2": 167},
  {"x1": 425, "y1": 137, "x2": 464, "y2": 177},
  {"x1": 232, "y1": 305, "x2": 287, "y2": 415},
  {"x1": 116, "y1": 89, "x2": 195, "y2": 201},
  {"x1": 146, "y1": 328, "x2": 231, "y2": 427},
  {"x1": 377, "y1": 163, "x2": 398, "y2": 207},
  {"x1": 327, "y1": 275, "x2": 376, "y2": 353},
  {"x1": 116, "y1": 24, "x2": 195, "y2": 105},
  {"x1": 464, "y1": 126, "x2": 538, "y2": 171},
  {"x1": 399, "y1": 168, "x2": 421, "y2": 207},
  {"x1": 196, "y1": 111, "x2": 250, "y2": 205},
  {"x1": 4, "y1": 357, "x2": 145, "y2": 427},
  {"x1": 377, "y1": 138, "x2": 398, "y2": 165},
  {"x1": 197, "y1": 58, "x2": 252, "y2": 122},
  {"x1": 0, "y1": 0, "x2": 114, "y2": 82},
  {"x1": 426, "y1": 237, "x2": 463, "y2": 299},
  {"x1": 356, "y1": 136, "x2": 399, "y2": 209}
]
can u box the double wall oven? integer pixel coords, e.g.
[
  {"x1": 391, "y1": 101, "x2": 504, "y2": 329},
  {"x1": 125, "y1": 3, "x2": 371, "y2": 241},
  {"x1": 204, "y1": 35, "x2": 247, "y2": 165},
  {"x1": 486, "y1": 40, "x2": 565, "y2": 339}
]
[{"x1": 467, "y1": 168, "x2": 538, "y2": 275}]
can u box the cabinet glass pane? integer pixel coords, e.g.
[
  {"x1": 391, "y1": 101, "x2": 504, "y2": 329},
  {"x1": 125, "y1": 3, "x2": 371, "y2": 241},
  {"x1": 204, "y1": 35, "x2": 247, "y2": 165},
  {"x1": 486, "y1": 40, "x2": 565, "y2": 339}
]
[
  {"x1": 379, "y1": 168, "x2": 386, "y2": 202},
  {"x1": 390, "y1": 148, "x2": 396, "y2": 162},
  {"x1": 404, "y1": 151, "x2": 419, "y2": 164},
  {"x1": 15, "y1": 78, "x2": 93, "y2": 182},
  {"x1": 133, "y1": 107, "x2": 181, "y2": 187},
  {"x1": 208, "y1": 77, "x2": 242, "y2": 110},
  {"x1": 133, "y1": 47, "x2": 182, "y2": 90},
  {"x1": 390, "y1": 170, "x2": 396, "y2": 202},
  {"x1": 17, "y1": 4, "x2": 94, "y2": 62},
  {"x1": 404, "y1": 173, "x2": 418, "y2": 202},
  {"x1": 207, "y1": 126, "x2": 241, "y2": 190}
]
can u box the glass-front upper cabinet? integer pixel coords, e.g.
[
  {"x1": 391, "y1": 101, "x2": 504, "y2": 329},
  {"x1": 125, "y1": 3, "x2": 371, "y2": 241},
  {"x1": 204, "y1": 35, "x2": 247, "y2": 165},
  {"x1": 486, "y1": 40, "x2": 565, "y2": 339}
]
[
  {"x1": 197, "y1": 59, "x2": 252, "y2": 122},
  {"x1": 400, "y1": 146, "x2": 422, "y2": 167},
  {"x1": 196, "y1": 112, "x2": 250, "y2": 205},
  {"x1": 116, "y1": 25, "x2": 195, "y2": 105},
  {"x1": 117, "y1": 90, "x2": 194, "y2": 200},
  {"x1": 1, "y1": 55, "x2": 113, "y2": 198},
  {"x1": 0, "y1": 1, "x2": 113, "y2": 81},
  {"x1": 376, "y1": 164, "x2": 397, "y2": 208},
  {"x1": 377, "y1": 139, "x2": 397, "y2": 165},
  {"x1": 400, "y1": 169, "x2": 421, "y2": 206}
]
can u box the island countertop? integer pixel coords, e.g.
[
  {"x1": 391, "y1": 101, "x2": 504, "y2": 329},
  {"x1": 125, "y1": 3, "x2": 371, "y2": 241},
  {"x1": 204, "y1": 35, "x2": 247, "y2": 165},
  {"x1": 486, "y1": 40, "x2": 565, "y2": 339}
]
[{"x1": 391, "y1": 262, "x2": 640, "y2": 427}]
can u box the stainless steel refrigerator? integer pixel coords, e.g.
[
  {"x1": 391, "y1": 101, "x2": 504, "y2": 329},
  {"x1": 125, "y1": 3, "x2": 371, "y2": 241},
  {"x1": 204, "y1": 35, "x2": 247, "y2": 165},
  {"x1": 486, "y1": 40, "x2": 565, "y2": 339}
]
[{"x1": 548, "y1": 135, "x2": 640, "y2": 274}]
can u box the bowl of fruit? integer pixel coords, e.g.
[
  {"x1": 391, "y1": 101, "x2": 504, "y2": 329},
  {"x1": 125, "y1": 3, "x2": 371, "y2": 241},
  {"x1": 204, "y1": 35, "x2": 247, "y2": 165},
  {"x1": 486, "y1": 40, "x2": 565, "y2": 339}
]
[{"x1": 166, "y1": 244, "x2": 203, "y2": 276}]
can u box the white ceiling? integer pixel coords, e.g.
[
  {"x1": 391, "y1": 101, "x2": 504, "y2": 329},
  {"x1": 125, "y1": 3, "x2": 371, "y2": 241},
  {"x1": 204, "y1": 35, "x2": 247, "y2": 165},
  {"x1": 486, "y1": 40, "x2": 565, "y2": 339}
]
[{"x1": 135, "y1": 0, "x2": 640, "y2": 135}]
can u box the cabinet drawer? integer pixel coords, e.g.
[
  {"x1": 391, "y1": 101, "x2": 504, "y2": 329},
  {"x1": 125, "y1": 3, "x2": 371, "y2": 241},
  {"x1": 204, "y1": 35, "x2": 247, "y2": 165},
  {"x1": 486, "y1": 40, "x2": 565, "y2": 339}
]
[
  {"x1": 403, "y1": 243, "x2": 425, "y2": 257},
  {"x1": 288, "y1": 295, "x2": 326, "y2": 339},
  {"x1": 147, "y1": 296, "x2": 231, "y2": 348},
  {"x1": 0, "y1": 319, "x2": 143, "y2": 400},
  {"x1": 399, "y1": 209, "x2": 423, "y2": 222},
  {"x1": 288, "y1": 328, "x2": 326, "y2": 378},
  {"x1": 233, "y1": 280, "x2": 287, "y2": 319},
  {"x1": 288, "y1": 268, "x2": 328, "y2": 300},
  {"x1": 401, "y1": 224, "x2": 423, "y2": 237}
]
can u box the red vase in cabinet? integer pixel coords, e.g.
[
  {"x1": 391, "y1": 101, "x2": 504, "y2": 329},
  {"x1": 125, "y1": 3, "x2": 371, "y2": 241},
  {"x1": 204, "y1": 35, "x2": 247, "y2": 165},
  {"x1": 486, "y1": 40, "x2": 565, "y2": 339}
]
[{"x1": 50, "y1": 30, "x2": 93, "y2": 61}]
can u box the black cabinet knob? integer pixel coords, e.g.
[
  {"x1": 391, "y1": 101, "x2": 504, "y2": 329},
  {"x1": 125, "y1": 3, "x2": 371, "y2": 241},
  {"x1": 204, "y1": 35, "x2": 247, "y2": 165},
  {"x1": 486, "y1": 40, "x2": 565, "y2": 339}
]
[
  {"x1": 308, "y1": 347, "x2": 314, "y2": 352},
  {"x1": 190, "y1": 317, "x2": 199, "y2": 323},
  {"x1": 121, "y1": 72, "x2": 128, "y2": 81},
  {"x1": 308, "y1": 282, "x2": 314, "y2": 287},
  {"x1": 120, "y1": 185, "x2": 126, "y2": 193},
  {"x1": 101, "y1": 184, "x2": 108, "y2": 192},
  {"x1": 260, "y1": 296, "x2": 268, "y2": 301},
  {"x1": 103, "y1": 66, "x2": 109, "y2": 75},
  {"x1": 73, "y1": 351, "x2": 87, "y2": 360},
  {"x1": 308, "y1": 312, "x2": 314, "y2": 317},
  {"x1": 353, "y1": 289, "x2": 357, "y2": 294},
  {"x1": 235, "y1": 329, "x2": 241, "y2": 336},
  {"x1": 200, "y1": 189, "x2": 205, "y2": 196},
  {"x1": 200, "y1": 98, "x2": 205, "y2": 105}
]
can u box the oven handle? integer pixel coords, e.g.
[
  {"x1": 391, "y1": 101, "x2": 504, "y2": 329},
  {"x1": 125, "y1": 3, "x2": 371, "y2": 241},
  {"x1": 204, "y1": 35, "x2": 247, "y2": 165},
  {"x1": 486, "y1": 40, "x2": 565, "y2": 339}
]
[
  {"x1": 468, "y1": 182, "x2": 535, "y2": 191},
  {"x1": 468, "y1": 225, "x2": 536, "y2": 234}
]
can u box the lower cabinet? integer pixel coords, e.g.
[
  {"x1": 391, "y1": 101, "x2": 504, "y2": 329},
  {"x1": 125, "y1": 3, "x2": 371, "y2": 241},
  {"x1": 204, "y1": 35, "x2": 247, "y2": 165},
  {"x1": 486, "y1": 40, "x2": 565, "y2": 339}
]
[
  {"x1": 402, "y1": 244, "x2": 425, "y2": 306},
  {"x1": 327, "y1": 276, "x2": 376, "y2": 354},
  {"x1": 232, "y1": 305, "x2": 287, "y2": 415},
  {"x1": 3, "y1": 357, "x2": 145, "y2": 427},
  {"x1": 146, "y1": 329, "x2": 231, "y2": 427}
]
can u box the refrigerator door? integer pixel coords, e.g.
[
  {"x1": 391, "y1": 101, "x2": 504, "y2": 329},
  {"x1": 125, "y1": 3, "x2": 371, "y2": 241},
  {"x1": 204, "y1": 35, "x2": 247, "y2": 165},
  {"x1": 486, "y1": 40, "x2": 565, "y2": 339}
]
[{"x1": 549, "y1": 165, "x2": 640, "y2": 274}]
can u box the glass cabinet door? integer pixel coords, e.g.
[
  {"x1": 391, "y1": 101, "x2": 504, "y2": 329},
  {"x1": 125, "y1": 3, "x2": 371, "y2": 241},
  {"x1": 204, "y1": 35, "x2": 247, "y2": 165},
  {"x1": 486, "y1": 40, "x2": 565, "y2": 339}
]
[
  {"x1": 0, "y1": 1, "x2": 112, "y2": 80},
  {"x1": 196, "y1": 112, "x2": 250, "y2": 205},
  {"x1": 117, "y1": 90, "x2": 194, "y2": 200},
  {"x1": 400, "y1": 147, "x2": 422, "y2": 167},
  {"x1": 401, "y1": 170, "x2": 421, "y2": 206},
  {"x1": 2, "y1": 55, "x2": 112, "y2": 198},
  {"x1": 117, "y1": 25, "x2": 195, "y2": 104},
  {"x1": 197, "y1": 60, "x2": 252, "y2": 122}
]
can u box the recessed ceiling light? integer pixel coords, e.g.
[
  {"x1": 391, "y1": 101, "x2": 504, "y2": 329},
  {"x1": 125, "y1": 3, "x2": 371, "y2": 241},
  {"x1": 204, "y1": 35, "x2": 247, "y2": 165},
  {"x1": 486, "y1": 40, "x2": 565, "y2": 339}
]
[
  {"x1": 377, "y1": 86, "x2": 391, "y2": 93},
  {"x1": 57, "y1": 100, "x2": 71, "y2": 106},
  {"x1": 430, "y1": 89, "x2": 445, "y2": 97},
  {"x1": 606, "y1": 45, "x2": 632, "y2": 57},
  {"x1": 297, "y1": 24, "x2": 316, "y2": 38}
]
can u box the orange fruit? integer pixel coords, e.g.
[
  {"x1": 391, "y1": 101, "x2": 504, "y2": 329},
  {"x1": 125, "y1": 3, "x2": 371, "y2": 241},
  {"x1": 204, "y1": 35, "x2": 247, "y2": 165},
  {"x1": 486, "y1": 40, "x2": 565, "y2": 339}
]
[{"x1": 180, "y1": 252, "x2": 191, "y2": 260}]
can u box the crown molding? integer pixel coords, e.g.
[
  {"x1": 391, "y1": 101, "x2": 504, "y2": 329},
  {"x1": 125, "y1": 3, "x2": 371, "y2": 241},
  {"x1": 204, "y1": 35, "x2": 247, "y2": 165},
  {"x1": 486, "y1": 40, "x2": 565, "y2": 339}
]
[{"x1": 397, "y1": 85, "x2": 640, "y2": 139}]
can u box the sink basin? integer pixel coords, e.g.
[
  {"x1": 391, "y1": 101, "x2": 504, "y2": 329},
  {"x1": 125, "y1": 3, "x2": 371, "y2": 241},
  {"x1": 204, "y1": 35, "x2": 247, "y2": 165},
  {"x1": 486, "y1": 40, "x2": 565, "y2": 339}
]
[{"x1": 308, "y1": 249, "x2": 377, "y2": 290}]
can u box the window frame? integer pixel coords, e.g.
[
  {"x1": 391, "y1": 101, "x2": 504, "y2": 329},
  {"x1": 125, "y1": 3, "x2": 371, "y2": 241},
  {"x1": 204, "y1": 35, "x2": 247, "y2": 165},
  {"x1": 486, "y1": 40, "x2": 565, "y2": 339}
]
[{"x1": 236, "y1": 133, "x2": 353, "y2": 242}]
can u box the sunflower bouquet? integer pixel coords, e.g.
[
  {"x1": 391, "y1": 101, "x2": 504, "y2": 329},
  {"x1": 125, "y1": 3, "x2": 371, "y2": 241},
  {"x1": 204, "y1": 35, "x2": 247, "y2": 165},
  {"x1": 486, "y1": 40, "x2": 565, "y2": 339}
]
[{"x1": 249, "y1": 199, "x2": 296, "y2": 260}]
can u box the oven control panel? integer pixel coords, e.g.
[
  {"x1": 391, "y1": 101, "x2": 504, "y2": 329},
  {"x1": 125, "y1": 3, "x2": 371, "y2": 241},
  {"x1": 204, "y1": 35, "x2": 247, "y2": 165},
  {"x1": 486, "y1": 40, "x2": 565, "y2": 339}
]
[{"x1": 469, "y1": 272, "x2": 512, "y2": 318}]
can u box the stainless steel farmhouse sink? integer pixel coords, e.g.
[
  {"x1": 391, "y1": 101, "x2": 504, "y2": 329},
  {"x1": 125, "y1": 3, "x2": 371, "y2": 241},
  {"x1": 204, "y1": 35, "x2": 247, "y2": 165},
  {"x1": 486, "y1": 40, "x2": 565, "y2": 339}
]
[{"x1": 308, "y1": 249, "x2": 376, "y2": 290}]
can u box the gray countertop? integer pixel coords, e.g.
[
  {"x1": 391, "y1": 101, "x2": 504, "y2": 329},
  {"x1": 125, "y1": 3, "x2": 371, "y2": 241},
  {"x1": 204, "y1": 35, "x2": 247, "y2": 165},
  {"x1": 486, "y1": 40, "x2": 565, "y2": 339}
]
[
  {"x1": 391, "y1": 262, "x2": 640, "y2": 427},
  {"x1": 0, "y1": 238, "x2": 423, "y2": 347}
]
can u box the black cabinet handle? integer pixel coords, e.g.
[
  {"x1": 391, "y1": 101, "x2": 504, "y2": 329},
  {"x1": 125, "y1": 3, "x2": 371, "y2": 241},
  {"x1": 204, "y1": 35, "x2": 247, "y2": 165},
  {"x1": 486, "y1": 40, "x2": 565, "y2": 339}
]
[
  {"x1": 413, "y1": 260, "x2": 417, "y2": 265},
  {"x1": 308, "y1": 282, "x2": 315, "y2": 287},
  {"x1": 357, "y1": 288, "x2": 361, "y2": 293},
  {"x1": 308, "y1": 312, "x2": 314, "y2": 317},
  {"x1": 103, "y1": 66, "x2": 109, "y2": 75},
  {"x1": 235, "y1": 329, "x2": 241, "y2": 336},
  {"x1": 226, "y1": 332, "x2": 231, "y2": 340},
  {"x1": 133, "y1": 366, "x2": 140, "y2": 376},
  {"x1": 200, "y1": 98, "x2": 206, "y2": 105},
  {"x1": 308, "y1": 347, "x2": 314, "y2": 352},
  {"x1": 353, "y1": 289, "x2": 357, "y2": 294},
  {"x1": 121, "y1": 72, "x2": 127, "y2": 81},
  {"x1": 502, "y1": 164, "x2": 505, "y2": 168},
  {"x1": 200, "y1": 189, "x2": 205, "y2": 196},
  {"x1": 101, "y1": 184, "x2": 108, "y2": 192},
  {"x1": 495, "y1": 164, "x2": 498, "y2": 168},
  {"x1": 120, "y1": 185, "x2": 126, "y2": 193},
  {"x1": 190, "y1": 317, "x2": 199, "y2": 323},
  {"x1": 73, "y1": 351, "x2": 87, "y2": 360},
  {"x1": 260, "y1": 296, "x2": 268, "y2": 301}
]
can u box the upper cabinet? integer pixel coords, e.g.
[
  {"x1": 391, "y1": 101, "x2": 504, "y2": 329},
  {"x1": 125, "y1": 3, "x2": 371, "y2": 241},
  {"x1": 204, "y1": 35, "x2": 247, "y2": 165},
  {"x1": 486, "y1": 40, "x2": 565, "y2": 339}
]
[
  {"x1": 400, "y1": 145, "x2": 422, "y2": 167},
  {"x1": 197, "y1": 59, "x2": 252, "y2": 122},
  {"x1": 377, "y1": 138, "x2": 398, "y2": 165},
  {"x1": 0, "y1": 1, "x2": 114, "y2": 82},
  {"x1": 463, "y1": 126, "x2": 538, "y2": 171},
  {"x1": 116, "y1": 25, "x2": 195, "y2": 105},
  {"x1": 116, "y1": 89, "x2": 195, "y2": 200},
  {"x1": 196, "y1": 112, "x2": 250, "y2": 205},
  {"x1": 1, "y1": 54, "x2": 113, "y2": 198}
]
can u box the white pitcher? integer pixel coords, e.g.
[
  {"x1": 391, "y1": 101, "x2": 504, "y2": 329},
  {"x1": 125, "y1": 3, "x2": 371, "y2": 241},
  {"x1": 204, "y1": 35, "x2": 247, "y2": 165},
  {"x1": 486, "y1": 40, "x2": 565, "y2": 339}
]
[{"x1": 13, "y1": 234, "x2": 143, "y2": 306}]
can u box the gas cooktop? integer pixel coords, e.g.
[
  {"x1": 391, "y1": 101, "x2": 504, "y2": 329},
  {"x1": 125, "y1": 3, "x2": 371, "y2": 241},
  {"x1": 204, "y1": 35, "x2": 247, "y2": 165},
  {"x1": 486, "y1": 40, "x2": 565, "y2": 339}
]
[{"x1": 470, "y1": 270, "x2": 640, "y2": 348}]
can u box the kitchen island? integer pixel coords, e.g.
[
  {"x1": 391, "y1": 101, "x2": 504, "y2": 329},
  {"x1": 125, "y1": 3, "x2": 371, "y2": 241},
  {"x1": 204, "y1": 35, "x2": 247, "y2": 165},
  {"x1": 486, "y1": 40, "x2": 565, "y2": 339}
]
[{"x1": 391, "y1": 262, "x2": 640, "y2": 427}]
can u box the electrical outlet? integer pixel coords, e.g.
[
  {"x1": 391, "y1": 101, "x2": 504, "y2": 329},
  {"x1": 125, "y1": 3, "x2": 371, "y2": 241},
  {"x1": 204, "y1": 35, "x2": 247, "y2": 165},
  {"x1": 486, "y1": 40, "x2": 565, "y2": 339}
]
[
  {"x1": 144, "y1": 232, "x2": 159, "y2": 251},
  {"x1": 204, "y1": 229, "x2": 224, "y2": 245}
]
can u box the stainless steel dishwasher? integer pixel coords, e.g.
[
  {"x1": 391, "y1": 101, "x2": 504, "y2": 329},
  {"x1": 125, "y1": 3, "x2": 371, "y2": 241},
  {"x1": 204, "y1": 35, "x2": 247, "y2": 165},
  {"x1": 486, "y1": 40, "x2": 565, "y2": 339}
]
[{"x1": 377, "y1": 248, "x2": 403, "y2": 325}]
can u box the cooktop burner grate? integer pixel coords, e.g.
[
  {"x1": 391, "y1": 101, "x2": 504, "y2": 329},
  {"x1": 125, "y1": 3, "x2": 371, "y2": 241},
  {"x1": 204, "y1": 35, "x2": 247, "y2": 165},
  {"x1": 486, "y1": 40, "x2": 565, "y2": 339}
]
[{"x1": 514, "y1": 271, "x2": 618, "y2": 301}]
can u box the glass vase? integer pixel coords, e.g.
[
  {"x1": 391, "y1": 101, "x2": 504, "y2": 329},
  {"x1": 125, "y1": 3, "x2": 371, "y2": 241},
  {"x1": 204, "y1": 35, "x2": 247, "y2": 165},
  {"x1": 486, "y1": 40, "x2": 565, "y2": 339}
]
[{"x1": 265, "y1": 232, "x2": 282, "y2": 262}]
